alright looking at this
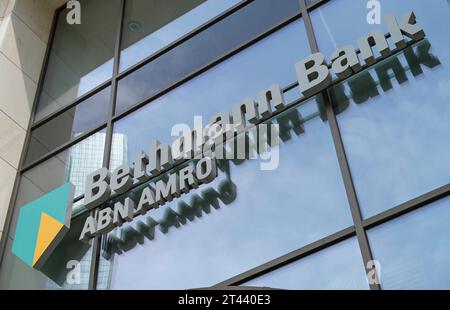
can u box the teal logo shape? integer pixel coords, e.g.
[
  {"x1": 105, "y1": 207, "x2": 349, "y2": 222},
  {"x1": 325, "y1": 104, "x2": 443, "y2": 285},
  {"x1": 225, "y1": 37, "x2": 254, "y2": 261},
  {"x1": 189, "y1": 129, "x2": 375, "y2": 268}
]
[{"x1": 12, "y1": 183, "x2": 75, "y2": 269}]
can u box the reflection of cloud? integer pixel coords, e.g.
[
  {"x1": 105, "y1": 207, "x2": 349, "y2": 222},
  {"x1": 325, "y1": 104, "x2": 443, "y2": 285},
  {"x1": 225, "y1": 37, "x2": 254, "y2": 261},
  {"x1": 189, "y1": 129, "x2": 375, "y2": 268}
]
[
  {"x1": 368, "y1": 196, "x2": 450, "y2": 289},
  {"x1": 326, "y1": 0, "x2": 450, "y2": 218},
  {"x1": 106, "y1": 100, "x2": 352, "y2": 290},
  {"x1": 120, "y1": 0, "x2": 240, "y2": 71},
  {"x1": 77, "y1": 59, "x2": 113, "y2": 96},
  {"x1": 113, "y1": 19, "x2": 310, "y2": 169},
  {"x1": 101, "y1": 19, "x2": 362, "y2": 290},
  {"x1": 116, "y1": 14, "x2": 308, "y2": 114},
  {"x1": 338, "y1": 53, "x2": 450, "y2": 217}
]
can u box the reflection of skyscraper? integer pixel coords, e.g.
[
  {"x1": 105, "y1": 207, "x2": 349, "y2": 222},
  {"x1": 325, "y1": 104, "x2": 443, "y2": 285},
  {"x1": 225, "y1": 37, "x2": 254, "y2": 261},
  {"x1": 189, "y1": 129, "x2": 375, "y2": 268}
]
[
  {"x1": 110, "y1": 133, "x2": 129, "y2": 170},
  {"x1": 65, "y1": 133, "x2": 106, "y2": 197},
  {"x1": 97, "y1": 133, "x2": 128, "y2": 290},
  {"x1": 47, "y1": 133, "x2": 128, "y2": 290}
]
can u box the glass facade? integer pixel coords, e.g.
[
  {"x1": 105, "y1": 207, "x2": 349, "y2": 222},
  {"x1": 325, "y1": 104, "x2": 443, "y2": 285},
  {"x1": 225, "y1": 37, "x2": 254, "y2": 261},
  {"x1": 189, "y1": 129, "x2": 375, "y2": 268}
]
[
  {"x1": 0, "y1": 213, "x2": 92, "y2": 289},
  {"x1": 313, "y1": 0, "x2": 450, "y2": 218},
  {"x1": 26, "y1": 86, "x2": 111, "y2": 165},
  {"x1": 104, "y1": 97, "x2": 351, "y2": 289},
  {"x1": 1, "y1": 0, "x2": 450, "y2": 290},
  {"x1": 243, "y1": 237, "x2": 368, "y2": 290},
  {"x1": 368, "y1": 196, "x2": 450, "y2": 289},
  {"x1": 35, "y1": 0, "x2": 120, "y2": 122},
  {"x1": 119, "y1": 0, "x2": 241, "y2": 71},
  {"x1": 111, "y1": 18, "x2": 310, "y2": 169},
  {"x1": 115, "y1": 0, "x2": 301, "y2": 113}
]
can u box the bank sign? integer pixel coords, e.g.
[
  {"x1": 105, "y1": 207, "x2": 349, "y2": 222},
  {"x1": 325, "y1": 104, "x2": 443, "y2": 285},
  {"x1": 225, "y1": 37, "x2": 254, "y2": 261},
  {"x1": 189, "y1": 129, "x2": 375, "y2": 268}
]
[{"x1": 12, "y1": 11, "x2": 424, "y2": 269}]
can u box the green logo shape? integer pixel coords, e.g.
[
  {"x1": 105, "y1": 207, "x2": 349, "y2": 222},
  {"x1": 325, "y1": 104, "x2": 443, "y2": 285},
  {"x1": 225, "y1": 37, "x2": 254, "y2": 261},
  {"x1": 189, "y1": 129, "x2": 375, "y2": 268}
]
[{"x1": 12, "y1": 183, "x2": 75, "y2": 269}]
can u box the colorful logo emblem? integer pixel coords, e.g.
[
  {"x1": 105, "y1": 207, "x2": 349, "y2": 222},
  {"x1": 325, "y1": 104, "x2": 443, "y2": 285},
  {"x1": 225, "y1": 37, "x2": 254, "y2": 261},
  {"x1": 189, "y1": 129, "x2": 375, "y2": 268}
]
[{"x1": 12, "y1": 183, "x2": 75, "y2": 269}]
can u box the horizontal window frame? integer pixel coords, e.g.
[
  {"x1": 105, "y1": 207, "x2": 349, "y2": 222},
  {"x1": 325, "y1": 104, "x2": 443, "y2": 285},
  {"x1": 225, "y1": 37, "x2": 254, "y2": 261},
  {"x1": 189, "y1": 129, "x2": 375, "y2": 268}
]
[
  {"x1": 4, "y1": 0, "x2": 449, "y2": 292},
  {"x1": 116, "y1": 0, "x2": 253, "y2": 79},
  {"x1": 31, "y1": 79, "x2": 112, "y2": 130},
  {"x1": 113, "y1": 8, "x2": 305, "y2": 123},
  {"x1": 68, "y1": 77, "x2": 312, "y2": 221},
  {"x1": 21, "y1": 124, "x2": 107, "y2": 173},
  {"x1": 27, "y1": 34, "x2": 427, "y2": 217},
  {"x1": 25, "y1": 0, "x2": 303, "y2": 171}
]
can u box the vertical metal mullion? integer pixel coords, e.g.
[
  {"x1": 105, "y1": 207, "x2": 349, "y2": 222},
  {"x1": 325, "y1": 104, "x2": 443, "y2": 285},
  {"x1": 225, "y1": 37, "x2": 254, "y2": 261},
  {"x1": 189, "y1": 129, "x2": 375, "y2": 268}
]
[
  {"x1": 299, "y1": 0, "x2": 380, "y2": 290},
  {"x1": 87, "y1": 208, "x2": 101, "y2": 290},
  {"x1": 88, "y1": 0, "x2": 126, "y2": 291},
  {"x1": 0, "y1": 6, "x2": 62, "y2": 269}
]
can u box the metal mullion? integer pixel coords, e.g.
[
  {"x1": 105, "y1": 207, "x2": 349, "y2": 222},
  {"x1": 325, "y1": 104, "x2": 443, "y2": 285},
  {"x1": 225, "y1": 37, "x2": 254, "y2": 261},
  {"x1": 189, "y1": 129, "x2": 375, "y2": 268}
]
[
  {"x1": 88, "y1": 0, "x2": 126, "y2": 291},
  {"x1": 73, "y1": 195, "x2": 84, "y2": 204},
  {"x1": 30, "y1": 80, "x2": 112, "y2": 130},
  {"x1": 22, "y1": 19, "x2": 398, "y2": 174},
  {"x1": 306, "y1": 0, "x2": 332, "y2": 11},
  {"x1": 116, "y1": 0, "x2": 253, "y2": 80},
  {"x1": 18, "y1": 9, "x2": 65, "y2": 171},
  {"x1": 0, "y1": 5, "x2": 63, "y2": 269},
  {"x1": 71, "y1": 78, "x2": 318, "y2": 223},
  {"x1": 20, "y1": 123, "x2": 107, "y2": 173},
  {"x1": 112, "y1": 10, "x2": 304, "y2": 123},
  {"x1": 283, "y1": 81, "x2": 299, "y2": 93},
  {"x1": 214, "y1": 226, "x2": 356, "y2": 287},
  {"x1": 87, "y1": 208, "x2": 101, "y2": 291},
  {"x1": 363, "y1": 183, "x2": 450, "y2": 229},
  {"x1": 299, "y1": 0, "x2": 380, "y2": 290},
  {"x1": 324, "y1": 90, "x2": 381, "y2": 290}
]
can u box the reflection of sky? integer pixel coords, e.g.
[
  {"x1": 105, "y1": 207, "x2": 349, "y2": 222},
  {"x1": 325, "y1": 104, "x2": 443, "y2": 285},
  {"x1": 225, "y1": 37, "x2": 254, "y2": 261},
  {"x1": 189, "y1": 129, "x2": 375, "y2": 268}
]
[
  {"x1": 112, "y1": 19, "x2": 310, "y2": 169},
  {"x1": 71, "y1": 86, "x2": 110, "y2": 133},
  {"x1": 244, "y1": 237, "x2": 369, "y2": 290},
  {"x1": 368, "y1": 196, "x2": 450, "y2": 289},
  {"x1": 115, "y1": 0, "x2": 301, "y2": 113},
  {"x1": 36, "y1": 0, "x2": 119, "y2": 122},
  {"x1": 77, "y1": 59, "x2": 113, "y2": 97},
  {"x1": 311, "y1": 0, "x2": 444, "y2": 58},
  {"x1": 313, "y1": 0, "x2": 450, "y2": 218},
  {"x1": 107, "y1": 99, "x2": 352, "y2": 290},
  {"x1": 120, "y1": 0, "x2": 240, "y2": 71}
]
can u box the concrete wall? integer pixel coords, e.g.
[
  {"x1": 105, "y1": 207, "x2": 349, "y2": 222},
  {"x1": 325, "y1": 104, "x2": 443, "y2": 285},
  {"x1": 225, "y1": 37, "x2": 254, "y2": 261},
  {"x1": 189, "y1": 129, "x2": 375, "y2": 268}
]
[{"x1": 0, "y1": 0, "x2": 66, "y2": 240}]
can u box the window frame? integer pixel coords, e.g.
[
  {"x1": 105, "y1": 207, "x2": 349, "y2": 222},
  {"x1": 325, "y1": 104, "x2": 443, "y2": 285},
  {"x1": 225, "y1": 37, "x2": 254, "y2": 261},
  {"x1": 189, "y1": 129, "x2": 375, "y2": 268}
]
[{"x1": 0, "y1": 0, "x2": 448, "y2": 291}]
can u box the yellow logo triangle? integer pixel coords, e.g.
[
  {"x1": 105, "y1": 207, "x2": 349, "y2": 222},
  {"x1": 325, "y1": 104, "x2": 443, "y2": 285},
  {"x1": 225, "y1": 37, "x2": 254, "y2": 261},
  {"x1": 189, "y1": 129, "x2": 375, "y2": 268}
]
[{"x1": 32, "y1": 212, "x2": 64, "y2": 266}]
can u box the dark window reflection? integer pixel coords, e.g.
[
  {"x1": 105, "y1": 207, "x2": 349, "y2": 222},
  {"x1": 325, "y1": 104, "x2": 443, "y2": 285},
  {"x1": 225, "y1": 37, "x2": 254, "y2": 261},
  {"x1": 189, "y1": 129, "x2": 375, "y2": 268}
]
[
  {"x1": 120, "y1": 0, "x2": 240, "y2": 71},
  {"x1": 101, "y1": 97, "x2": 351, "y2": 289},
  {"x1": 368, "y1": 196, "x2": 450, "y2": 289},
  {"x1": 26, "y1": 86, "x2": 110, "y2": 165},
  {"x1": 112, "y1": 19, "x2": 309, "y2": 170},
  {"x1": 243, "y1": 237, "x2": 369, "y2": 290},
  {"x1": 35, "y1": 0, "x2": 119, "y2": 122},
  {"x1": 115, "y1": 0, "x2": 300, "y2": 114}
]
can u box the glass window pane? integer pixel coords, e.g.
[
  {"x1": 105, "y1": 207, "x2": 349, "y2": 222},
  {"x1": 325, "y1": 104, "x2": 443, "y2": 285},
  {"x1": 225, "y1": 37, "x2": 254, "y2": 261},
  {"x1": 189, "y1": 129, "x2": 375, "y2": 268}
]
[
  {"x1": 243, "y1": 237, "x2": 369, "y2": 290},
  {"x1": 101, "y1": 96, "x2": 352, "y2": 290},
  {"x1": 315, "y1": 0, "x2": 450, "y2": 218},
  {"x1": 7, "y1": 131, "x2": 106, "y2": 239},
  {"x1": 311, "y1": 0, "x2": 433, "y2": 57},
  {"x1": 35, "y1": 0, "x2": 120, "y2": 122},
  {"x1": 26, "y1": 86, "x2": 110, "y2": 165},
  {"x1": 120, "y1": 0, "x2": 241, "y2": 71},
  {"x1": 115, "y1": 0, "x2": 301, "y2": 114},
  {"x1": 368, "y1": 196, "x2": 450, "y2": 289},
  {"x1": 112, "y1": 19, "x2": 310, "y2": 169},
  {"x1": 0, "y1": 214, "x2": 92, "y2": 290}
]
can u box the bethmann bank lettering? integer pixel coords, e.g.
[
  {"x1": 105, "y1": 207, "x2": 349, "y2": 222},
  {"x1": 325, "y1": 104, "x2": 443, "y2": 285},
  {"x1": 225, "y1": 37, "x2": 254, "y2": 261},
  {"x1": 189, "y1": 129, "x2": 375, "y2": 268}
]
[{"x1": 79, "y1": 11, "x2": 425, "y2": 241}]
